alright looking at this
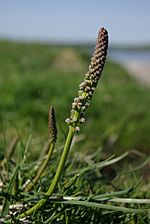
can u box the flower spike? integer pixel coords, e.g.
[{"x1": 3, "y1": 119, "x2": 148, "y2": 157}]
[{"x1": 66, "y1": 27, "x2": 108, "y2": 129}]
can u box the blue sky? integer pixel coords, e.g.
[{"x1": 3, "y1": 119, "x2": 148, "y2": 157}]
[{"x1": 0, "y1": 0, "x2": 150, "y2": 44}]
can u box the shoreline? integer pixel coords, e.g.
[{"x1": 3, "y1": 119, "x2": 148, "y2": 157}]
[{"x1": 123, "y1": 61, "x2": 150, "y2": 87}]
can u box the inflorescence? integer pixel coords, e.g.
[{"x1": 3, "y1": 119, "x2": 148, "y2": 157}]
[
  {"x1": 65, "y1": 27, "x2": 108, "y2": 131},
  {"x1": 48, "y1": 106, "x2": 57, "y2": 143}
]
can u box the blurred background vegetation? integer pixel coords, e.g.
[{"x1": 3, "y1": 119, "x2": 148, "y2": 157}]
[{"x1": 0, "y1": 40, "x2": 150, "y2": 156}]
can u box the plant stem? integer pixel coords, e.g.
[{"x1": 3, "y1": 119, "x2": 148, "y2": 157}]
[
  {"x1": 20, "y1": 126, "x2": 75, "y2": 218},
  {"x1": 25, "y1": 142, "x2": 55, "y2": 192}
]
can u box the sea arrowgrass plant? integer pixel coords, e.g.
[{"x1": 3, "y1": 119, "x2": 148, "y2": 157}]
[{"x1": 19, "y1": 27, "x2": 108, "y2": 218}]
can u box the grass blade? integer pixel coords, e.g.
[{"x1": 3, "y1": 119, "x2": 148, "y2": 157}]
[
  {"x1": 51, "y1": 199, "x2": 149, "y2": 214},
  {"x1": 71, "y1": 152, "x2": 128, "y2": 175},
  {"x1": 1, "y1": 165, "x2": 19, "y2": 217}
]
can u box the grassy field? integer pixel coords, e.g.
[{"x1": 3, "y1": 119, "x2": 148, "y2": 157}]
[
  {"x1": 0, "y1": 40, "x2": 150, "y2": 154},
  {"x1": 0, "y1": 40, "x2": 150, "y2": 223}
]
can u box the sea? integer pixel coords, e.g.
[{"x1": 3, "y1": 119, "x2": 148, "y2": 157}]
[{"x1": 108, "y1": 49, "x2": 150, "y2": 64}]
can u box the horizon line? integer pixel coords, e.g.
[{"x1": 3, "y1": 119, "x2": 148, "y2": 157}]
[{"x1": 0, "y1": 37, "x2": 150, "y2": 48}]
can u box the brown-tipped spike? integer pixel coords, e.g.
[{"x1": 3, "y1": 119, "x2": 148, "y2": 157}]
[
  {"x1": 92, "y1": 27, "x2": 108, "y2": 73},
  {"x1": 48, "y1": 106, "x2": 57, "y2": 143},
  {"x1": 66, "y1": 26, "x2": 109, "y2": 126}
]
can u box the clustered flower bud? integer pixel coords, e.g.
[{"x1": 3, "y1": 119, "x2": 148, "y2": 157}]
[
  {"x1": 66, "y1": 27, "x2": 108, "y2": 130},
  {"x1": 48, "y1": 106, "x2": 57, "y2": 143}
]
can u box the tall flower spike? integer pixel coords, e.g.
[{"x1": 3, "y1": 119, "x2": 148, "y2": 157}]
[
  {"x1": 20, "y1": 27, "x2": 109, "y2": 218},
  {"x1": 48, "y1": 106, "x2": 57, "y2": 143},
  {"x1": 66, "y1": 27, "x2": 108, "y2": 129}
]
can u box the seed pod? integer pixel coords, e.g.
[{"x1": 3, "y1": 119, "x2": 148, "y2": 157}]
[{"x1": 48, "y1": 106, "x2": 57, "y2": 143}]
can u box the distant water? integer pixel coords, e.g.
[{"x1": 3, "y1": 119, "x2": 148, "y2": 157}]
[{"x1": 108, "y1": 49, "x2": 150, "y2": 64}]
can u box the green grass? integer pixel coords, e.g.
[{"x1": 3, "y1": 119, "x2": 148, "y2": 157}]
[
  {"x1": 0, "y1": 133, "x2": 150, "y2": 223},
  {"x1": 0, "y1": 40, "x2": 150, "y2": 223}
]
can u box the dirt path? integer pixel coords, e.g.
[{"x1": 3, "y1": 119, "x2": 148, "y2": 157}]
[{"x1": 124, "y1": 61, "x2": 150, "y2": 87}]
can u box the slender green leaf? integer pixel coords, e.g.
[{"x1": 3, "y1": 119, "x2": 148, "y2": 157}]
[
  {"x1": 1, "y1": 165, "x2": 19, "y2": 217},
  {"x1": 52, "y1": 199, "x2": 149, "y2": 213}
]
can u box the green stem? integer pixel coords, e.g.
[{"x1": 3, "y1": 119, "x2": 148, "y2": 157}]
[
  {"x1": 20, "y1": 126, "x2": 75, "y2": 218},
  {"x1": 25, "y1": 142, "x2": 55, "y2": 192}
]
